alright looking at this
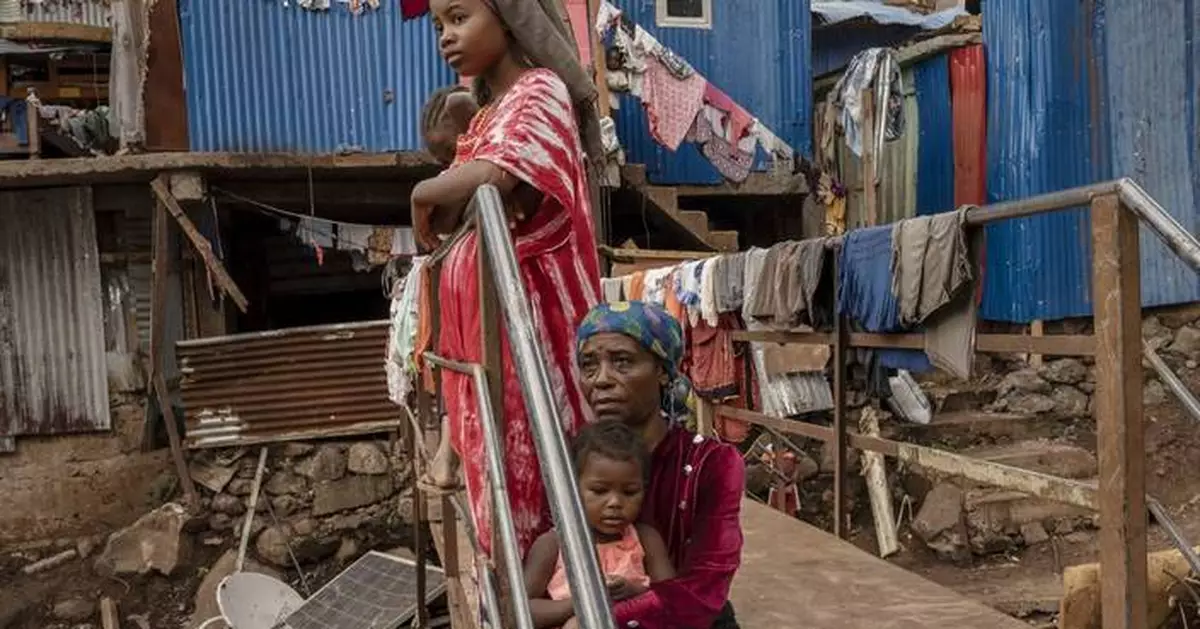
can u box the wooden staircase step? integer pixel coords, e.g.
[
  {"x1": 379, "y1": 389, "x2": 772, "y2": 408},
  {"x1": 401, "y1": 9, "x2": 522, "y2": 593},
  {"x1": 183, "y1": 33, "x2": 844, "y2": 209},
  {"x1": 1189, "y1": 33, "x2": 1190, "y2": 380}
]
[{"x1": 707, "y1": 230, "x2": 740, "y2": 252}]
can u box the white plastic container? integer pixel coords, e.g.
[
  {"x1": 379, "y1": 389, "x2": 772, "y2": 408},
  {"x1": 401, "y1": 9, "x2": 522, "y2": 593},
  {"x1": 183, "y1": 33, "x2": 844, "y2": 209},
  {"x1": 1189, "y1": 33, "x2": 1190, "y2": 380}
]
[{"x1": 886, "y1": 369, "x2": 932, "y2": 425}]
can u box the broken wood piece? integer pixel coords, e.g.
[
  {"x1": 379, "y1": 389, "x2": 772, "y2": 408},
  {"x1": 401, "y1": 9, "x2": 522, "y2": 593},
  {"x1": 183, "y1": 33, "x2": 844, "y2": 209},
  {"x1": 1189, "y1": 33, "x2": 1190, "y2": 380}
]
[
  {"x1": 859, "y1": 406, "x2": 899, "y2": 557},
  {"x1": 152, "y1": 372, "x2": 199, "y2": 509},
  {"x1": 1060, "y1": 544, "x2": 1199, "y2": 629},
  {"x1": 100, "y1": 597, "x2": 120, "y2": 629},
  {"x1": 22, "y1": 549, "x2": 77, "y2": 574},
  {"x1": 150, "y1": 176, "x2": 248, "y2": 312},
  {"x1": 236, "y1": 446, "x2": 269, "y2": 573}
]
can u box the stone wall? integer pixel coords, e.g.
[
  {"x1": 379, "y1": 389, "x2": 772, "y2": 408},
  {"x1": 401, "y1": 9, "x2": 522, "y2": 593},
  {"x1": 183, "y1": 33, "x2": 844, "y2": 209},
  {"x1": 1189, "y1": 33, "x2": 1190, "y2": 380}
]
[
  {"x1": 0, "y1": 395, "x2": 173, "y2": 548},
  {"x1": 987, "y1": 312, "x2": 1200, "y2": 418},
  {"x1": 189, "y1": 439, "x2": 414, "y2": 568}
]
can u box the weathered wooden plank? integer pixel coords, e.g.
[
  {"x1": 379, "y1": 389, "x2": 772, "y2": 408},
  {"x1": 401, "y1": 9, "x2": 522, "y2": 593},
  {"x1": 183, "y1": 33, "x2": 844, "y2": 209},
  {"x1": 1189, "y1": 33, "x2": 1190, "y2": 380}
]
[{"x1": 1090, "y1": 193, "x2": 1148, "y2": 629}]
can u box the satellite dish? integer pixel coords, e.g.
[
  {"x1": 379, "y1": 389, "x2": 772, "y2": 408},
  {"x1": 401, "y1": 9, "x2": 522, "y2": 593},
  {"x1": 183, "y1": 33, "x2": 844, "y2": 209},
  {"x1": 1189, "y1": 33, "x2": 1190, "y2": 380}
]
[{"x1": 217, "y1": 572, "x2": 305, "y2": 629}]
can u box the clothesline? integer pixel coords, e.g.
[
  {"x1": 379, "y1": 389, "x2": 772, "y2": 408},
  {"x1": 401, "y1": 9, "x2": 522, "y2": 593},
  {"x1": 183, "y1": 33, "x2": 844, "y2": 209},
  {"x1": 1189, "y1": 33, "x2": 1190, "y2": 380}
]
[
  {"x1": 212, "y1": 186, "x2": 408, "y2": 229},
  {"x1": 595, "y1": 0, "x2": 795, "y2": 182}
]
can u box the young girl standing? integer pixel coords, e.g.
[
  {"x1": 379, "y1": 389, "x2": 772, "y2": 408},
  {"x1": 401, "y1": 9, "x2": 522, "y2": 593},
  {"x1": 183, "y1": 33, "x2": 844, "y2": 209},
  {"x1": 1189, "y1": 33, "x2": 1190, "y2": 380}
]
[{"x1": 523, "y1": 420, "x2": 675, "y2": 629}]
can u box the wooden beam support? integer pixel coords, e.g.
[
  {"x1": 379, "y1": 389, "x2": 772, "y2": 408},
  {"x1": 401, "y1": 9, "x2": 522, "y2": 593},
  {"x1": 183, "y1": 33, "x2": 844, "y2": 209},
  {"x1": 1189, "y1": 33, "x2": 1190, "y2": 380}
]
[
  {"x1": 1091, "y1": 193, "x2": 1148, "y2": 629},
  {"x1": 731, "y1": 330, "x2": 1097, "y2": 357},
  {"x1": 716, "y1": 405, "x2": 1100, "y2": 511},
  {"x1": 150, "y1": 176, "x2": 248, "y2": 313},
  {"x1": 148, "y1": 203, "x2": 199, "y2": 508}
]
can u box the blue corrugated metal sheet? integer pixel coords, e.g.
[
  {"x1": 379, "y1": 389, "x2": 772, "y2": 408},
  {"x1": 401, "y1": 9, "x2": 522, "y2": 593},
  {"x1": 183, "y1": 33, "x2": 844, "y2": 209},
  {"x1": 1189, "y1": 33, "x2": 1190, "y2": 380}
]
[
  {"x1": 812, "y1": 23, "x2": 919, "y2": 79},
  {"x1": 612, "y1": 0, "x2": 811, "y2": 185},
  {"x1": 979, "y1": 0, "x2": 1102, "y2": 322},
  {"x1": 180, "y1": 0, "x2": 455, "y2": 153},
  {"x1": 1105, "y1": 0, "x2": 1200, "y2": 308},
  {"x1": 982, "y1": 0, "x2": 1200, "y2": 321},
  {"x1": 913, "y1": 53, "x2": 954, "y2": 217}
]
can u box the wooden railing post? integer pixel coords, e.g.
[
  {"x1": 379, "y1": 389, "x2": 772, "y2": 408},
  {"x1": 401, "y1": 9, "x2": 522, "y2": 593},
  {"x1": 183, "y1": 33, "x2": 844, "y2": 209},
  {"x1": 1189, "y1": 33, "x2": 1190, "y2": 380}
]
[{"x1": 1091, "y1": 193, "x2": 1148, "y2": 629}]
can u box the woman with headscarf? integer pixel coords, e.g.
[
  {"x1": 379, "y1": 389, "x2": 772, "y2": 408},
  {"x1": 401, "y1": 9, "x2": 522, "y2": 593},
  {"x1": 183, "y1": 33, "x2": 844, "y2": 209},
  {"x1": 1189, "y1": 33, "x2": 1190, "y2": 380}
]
[
  {"x1": 410, "y1": 0, "x2": 603, "y2": 558},
  {"x1": 575, "y1": 301, "x2": 744, "y2": 629}
]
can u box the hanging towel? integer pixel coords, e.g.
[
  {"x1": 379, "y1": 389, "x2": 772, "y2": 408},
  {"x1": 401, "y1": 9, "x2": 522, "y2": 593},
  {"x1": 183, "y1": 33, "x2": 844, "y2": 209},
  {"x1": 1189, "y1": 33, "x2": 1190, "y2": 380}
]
[
  {"x1": 391, "y1": 227, "x2": 417, "y2": 256},
  {"x1": 338, "y1": 224, "x2": 372, "y2": 252},
  {"x1": 601, "y1": 277, "x2": 624, "y2": 304},
  {"x1": 641, "y1": 55, "x2": 707, "y2": 151},
  {"x1": 837, "y1": 226, "x2": 931, "y2": 373},
  {"x1": 890, "y1": 208, "x2": 976, "y2": 379}
]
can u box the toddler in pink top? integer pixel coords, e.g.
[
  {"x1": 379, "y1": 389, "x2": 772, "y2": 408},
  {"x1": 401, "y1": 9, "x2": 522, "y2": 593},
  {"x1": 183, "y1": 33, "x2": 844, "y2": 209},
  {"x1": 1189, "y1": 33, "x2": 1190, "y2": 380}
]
[{"x1": 524, "y1": 420, "x2": 676, "y2": 628}]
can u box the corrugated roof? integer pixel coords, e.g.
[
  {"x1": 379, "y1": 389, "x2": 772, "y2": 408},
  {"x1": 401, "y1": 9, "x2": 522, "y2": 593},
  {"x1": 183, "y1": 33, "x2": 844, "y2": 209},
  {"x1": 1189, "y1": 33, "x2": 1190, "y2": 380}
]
[
  {"x1": 812, "y1": 1, "x2": 965, "y2": 29},
  {"x1": 0, "y1": 187, "x2": 110, "y2": 438},
  {"x1": 949, "y1": 44, "x2": 986, "y2": 207},
  {"x1": 178, "y1": 321, "x2": 400, "y2": 449},
  {"x1": 180, "y1": 0, "x2": 455, "y2": 153}
]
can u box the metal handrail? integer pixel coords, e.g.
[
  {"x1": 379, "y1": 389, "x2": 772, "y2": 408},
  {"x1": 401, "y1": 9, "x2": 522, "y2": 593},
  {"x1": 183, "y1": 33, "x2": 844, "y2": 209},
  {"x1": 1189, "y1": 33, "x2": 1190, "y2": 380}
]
[
  {"x1": 472, "y1": 184, "x2": 615, "y2": 629},
  {"x1": 426, "y1": 353, "x2": 537, "y2": 629}
]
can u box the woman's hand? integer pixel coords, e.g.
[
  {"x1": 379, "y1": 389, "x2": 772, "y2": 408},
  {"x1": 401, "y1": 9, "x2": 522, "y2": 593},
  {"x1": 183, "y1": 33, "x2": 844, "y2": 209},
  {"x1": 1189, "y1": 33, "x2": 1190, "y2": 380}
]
[
  {"x1": 606, "y1": 575, "x2": 647, "y2": 601},
  {"x1": 412, "y1": 200, "x2": 439, "y2": 253}
]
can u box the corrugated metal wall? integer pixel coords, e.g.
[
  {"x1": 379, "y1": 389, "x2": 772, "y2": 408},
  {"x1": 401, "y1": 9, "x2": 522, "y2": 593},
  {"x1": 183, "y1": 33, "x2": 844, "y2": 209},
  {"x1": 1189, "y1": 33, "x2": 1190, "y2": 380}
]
[
  {"x1": 179, "y1": 0, "x2": 455, "y2": 153},
  {"x1": 1104, "y1": 0, "x2": 1200, "y2": 308},
  {"x1": 612, "y1": 0, "x2": 811, "y2": 185},
  {"x1": 836, "y1": 66, "x2": 917, "y2": 228},
  {"x1": 979, "y1": 0, "x2": 1102, "y2": 322},
  {"x1": 0, "y1": 187, "x2": 110, "y2": 438},
  {"x1": 949, "y1": 45, "x2": 986, "y2": 207},
  {"x1": 981, "y1": 0, "x2": 1200, "y2": 321},
  {"x1": 914, "y1": 54, "x2": 954, "y2": 217}
]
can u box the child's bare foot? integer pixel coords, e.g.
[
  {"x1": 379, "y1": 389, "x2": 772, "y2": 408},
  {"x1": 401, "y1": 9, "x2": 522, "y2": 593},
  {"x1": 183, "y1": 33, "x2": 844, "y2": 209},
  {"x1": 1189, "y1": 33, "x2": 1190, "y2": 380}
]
[{"x1": 418, "y1": 418, "x2": 462, "y2": 493}]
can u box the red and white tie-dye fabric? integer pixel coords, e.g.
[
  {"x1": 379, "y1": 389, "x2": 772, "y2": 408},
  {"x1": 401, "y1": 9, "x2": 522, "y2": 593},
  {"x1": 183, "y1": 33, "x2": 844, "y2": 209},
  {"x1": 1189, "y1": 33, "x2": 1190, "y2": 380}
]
[
  {"x1": 641, "y1": 56, "x2": 707, "y2": 151},
  {"x1": 438, "y1": 69, "x2": 601, "y2": 558}
]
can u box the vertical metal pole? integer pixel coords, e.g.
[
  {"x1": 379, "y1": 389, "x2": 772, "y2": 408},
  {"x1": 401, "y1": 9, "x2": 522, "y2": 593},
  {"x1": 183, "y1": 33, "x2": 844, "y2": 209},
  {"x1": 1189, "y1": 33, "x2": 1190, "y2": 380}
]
[
  {"x1": 477, "y1": 225, "x2": 514, "y2": 628},
  {"x1": 831, "y1": 259, "x2": 849, "y2": 539},
  {"x1": 1091, "y1": 193, "x2": 1148, "y2": 629},
  {"x1": 414, "y1": 379, "x2": 431, "y2": 629}
]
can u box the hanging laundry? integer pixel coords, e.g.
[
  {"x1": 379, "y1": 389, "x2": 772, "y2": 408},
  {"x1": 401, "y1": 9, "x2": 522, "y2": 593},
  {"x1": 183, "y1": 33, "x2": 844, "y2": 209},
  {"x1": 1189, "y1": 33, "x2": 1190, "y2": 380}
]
[
  {"x1": 746, "y1": 239, "x2": 830, "y2": 329},
  {"x1": 601, "y1": 277, "x2": 624, "y2": 304},
  {"x1": 712, "y1": 252, "x2": 746, "y2": 314},
  {"x1": 641, "y1": 55, "x2": 707, "y2": 151},
  {"x1": 391, "y1": 227, "x2": 417, "y2": 256},
  {"x1": 702, "y1": 135, "x2": 755, "y2": 183},
  {"x1": 682, "y1": 313, "x2": 753, "y2": 444},
  {"x1": 652, "y1": 47, "x2": 695, "y2": 81},
  {"x1": 386, "y1": 258, "x2": 425, "y2": 406},
  {"x1": 699, "y1": 257, "x2": 719, "y2": 327},
  {"x1": 400, "y1": 0, "x2": 428, "y2": 19},
  {"x1": 338, "y1": 224, "x2": 372, "y2": 252},
  {"x1": 674, "y1": 260, "x2": 704, "y2": 325},
  {"x1": 741, "y1": 247, "x2": 835, "y2": 417},
  {"x1": 413, "y1": 262, "x2": 437, "y2": 394},
  {"x1": 627, "y1": 271, "x2": 647, "y2": 305},
  {"x1": 299, "y1": 217, "x2": 334, "y2": 266},
  {"x1": 662, "y1": 267, "x2": 686, "y2": 323},
  {"x1": 823, "y1": 48, "x2": 904, "y2": 158},
  {"x1": 367, "y1": 227, "x2": 392, "y2": 266},
  {"x1": 642, "y1": 266, "x2": 673, "y2": 304},
  {"x1": 890, "y1": 208, "x2": 977, "y2": 379},
  {"x1": 703, "y1": 84, "x2": 752, "y2": 143},
  {"x1": 836, "y1": 225, "x2": 931, "y2": 373},
  {"x1": 595, "y1": 0, "x2": 622, "y2": 36}
]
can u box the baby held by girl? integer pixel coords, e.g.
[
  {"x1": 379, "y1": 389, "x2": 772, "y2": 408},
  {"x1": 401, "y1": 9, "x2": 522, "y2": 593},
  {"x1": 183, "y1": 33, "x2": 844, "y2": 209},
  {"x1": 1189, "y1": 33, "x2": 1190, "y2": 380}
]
[{"x1": 524, "y1": 420, "x2": 675, "y2": 629}]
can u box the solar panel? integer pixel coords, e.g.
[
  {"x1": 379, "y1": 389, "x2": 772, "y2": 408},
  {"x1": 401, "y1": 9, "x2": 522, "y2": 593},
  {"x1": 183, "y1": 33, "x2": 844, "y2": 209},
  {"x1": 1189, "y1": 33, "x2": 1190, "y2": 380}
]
[{"x1": 279, "y1": 551, "x2": 447, "y2": 629}]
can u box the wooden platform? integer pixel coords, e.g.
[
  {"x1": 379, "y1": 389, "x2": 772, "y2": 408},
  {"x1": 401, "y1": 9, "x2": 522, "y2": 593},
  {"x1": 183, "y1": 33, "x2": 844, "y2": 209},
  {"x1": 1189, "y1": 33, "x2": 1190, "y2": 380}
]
[{"x1": 730, "y1": 500, "x2": 1030, "y2": 628}]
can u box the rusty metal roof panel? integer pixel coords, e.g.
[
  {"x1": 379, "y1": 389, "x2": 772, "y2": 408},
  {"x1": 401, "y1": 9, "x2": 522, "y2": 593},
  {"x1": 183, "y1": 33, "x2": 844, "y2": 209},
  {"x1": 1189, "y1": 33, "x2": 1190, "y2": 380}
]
[
  {"x1": 0, "y1": 187, "x2": 111, "y2": 438},
  {"x1": 178, "y1": 320, "x2": 400, "y2": 449}
]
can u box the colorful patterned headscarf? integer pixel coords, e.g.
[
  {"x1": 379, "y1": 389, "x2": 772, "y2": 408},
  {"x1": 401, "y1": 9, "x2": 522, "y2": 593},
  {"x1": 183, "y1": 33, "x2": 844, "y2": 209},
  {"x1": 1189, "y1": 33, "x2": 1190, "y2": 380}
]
[{"x1": 576, "y1": 301, "x2": 684, "y2": 377}]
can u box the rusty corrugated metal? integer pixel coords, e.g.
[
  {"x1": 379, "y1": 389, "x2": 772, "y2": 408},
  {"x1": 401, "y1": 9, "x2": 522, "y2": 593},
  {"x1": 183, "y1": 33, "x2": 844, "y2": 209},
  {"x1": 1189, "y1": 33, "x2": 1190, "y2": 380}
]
[
  {"x1": 0, "y1": 187, "x2": 111, "y2": 438},
  {"x1": 178, "y1": 320, "x2": 399, "y2": 449}
]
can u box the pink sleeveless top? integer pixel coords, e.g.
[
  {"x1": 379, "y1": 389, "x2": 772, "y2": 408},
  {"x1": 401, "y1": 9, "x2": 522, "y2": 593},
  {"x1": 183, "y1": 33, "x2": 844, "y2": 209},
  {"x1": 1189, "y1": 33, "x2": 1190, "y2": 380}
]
[{"x1": 546, "y1": 525, "x2": 651, "y2": 601}]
